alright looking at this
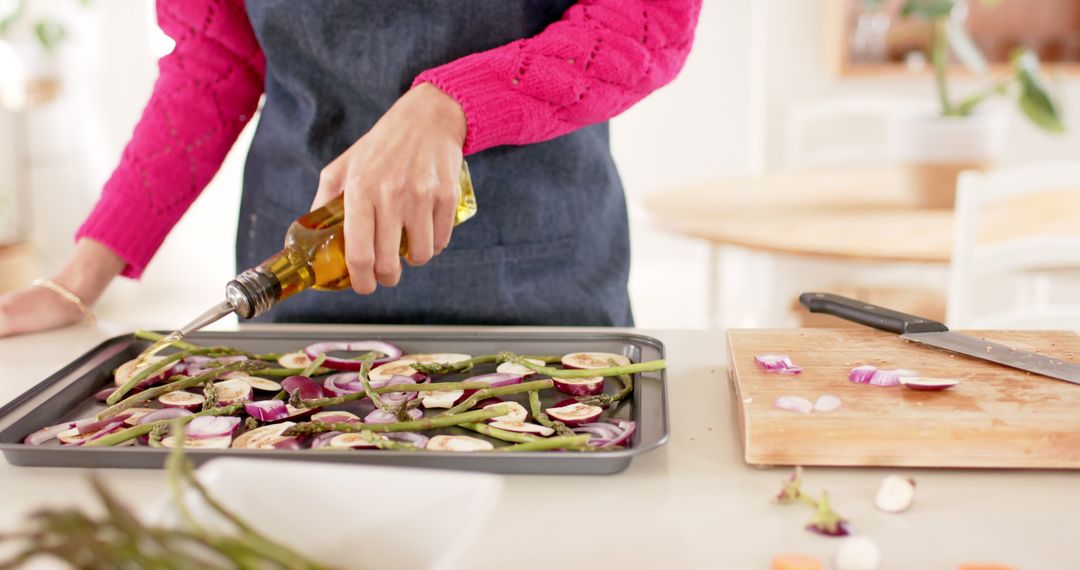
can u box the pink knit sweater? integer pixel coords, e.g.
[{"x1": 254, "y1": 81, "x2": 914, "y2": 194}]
[{"x1": 77, "y1": 0, "x2": 701, "y2": 278}]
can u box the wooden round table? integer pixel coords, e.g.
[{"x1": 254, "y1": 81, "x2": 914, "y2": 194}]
[
  {"x1": 641, "y1": 167, "x2": 954, "y2": 264},
  {"x1": 640, "y1": 168, "x2": 955, "y2": 328}
]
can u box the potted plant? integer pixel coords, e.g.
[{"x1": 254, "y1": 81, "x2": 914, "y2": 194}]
[{"x1": 885, "y1": 0, "x2": 1066, "y2": 208}]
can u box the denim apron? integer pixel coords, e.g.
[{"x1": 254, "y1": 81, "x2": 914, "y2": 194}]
[{"x1": 239, "y1": 1, "x2": 633, "y2": 326}]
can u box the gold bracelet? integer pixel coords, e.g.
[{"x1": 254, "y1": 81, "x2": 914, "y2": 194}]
[{"x1": 31, "y1": 278, "x2": 96, "y2": 324}]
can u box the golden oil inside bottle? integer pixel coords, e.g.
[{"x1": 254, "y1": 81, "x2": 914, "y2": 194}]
[{"x1": 259, "y1": 160, "x2": 478, "y2": 303}]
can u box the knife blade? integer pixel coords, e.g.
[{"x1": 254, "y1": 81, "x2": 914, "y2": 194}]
[{"x1": 799, "y1": 292, "x2": 1080, "y2": 386}]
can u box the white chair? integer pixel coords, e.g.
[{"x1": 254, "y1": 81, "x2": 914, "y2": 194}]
[{"x1": 947, "y1": 161, "x2": 1080, "y2": 329}]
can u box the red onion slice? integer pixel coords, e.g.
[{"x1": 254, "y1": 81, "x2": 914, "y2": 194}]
[
  {"x1": 384, "y1": 432, "x2": 430, "y2": 449},
  {"x1": 137, "y1": 408, "x2": 194, "y2": 425},
  {"x1": 77, "y1": 413, "x2": 134, "y2": 435},
  {"x1": 380, "y1": 375, "x2": 419, "y2": 404},
  {"x1": 63, "y1": 421, "x2": 125, "y2": 446},
  {"x1": 23, "y1": 421, "x2": 77, "y2": 445},
  {"x1": 187, "y1": 416, "x2": 241, "y2": 439},
  {"x1": 93, "y1": 387, "x2": 117, "y2": 401},
  {"x1": 755, "y1": 354, "x2": 803, "y2": 375},
  {"x1": 281, "y1": 375, "x2": 326, "y2": 400},
  {"x1": 572, "y1": 419, "x2": 635, "y2": 447},
  {"x1": 323, "y1": 373, "x2": 362, "y2": 396},
  {"x1": 467, "y1": 372, "x2": 522, "y2": 388},
  {"x1": 773, "y1": 396, "x2": 814, "y2": 414},
  {"x1": 364, "y1": 408, "x2": 423, "y2": 424},
  {"x1": 245, "y1": 400, "x2": 289, "y2": 422},
  {"x1": 813, "y1": 394, "x2": 842, "y2": 412},
  {"x1": 304, "y1": 340, "x2": 404, "y2": 370},
  {"x1": 849, "y1": 365, "x2": 877, "y2": 384},
  {"x1": 311, "y1": 431, "x2": 343, "y2": 449}
]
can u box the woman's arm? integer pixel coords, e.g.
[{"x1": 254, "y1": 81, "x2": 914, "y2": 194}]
[
  {"x1": 412, "y1": 0, "x2": 702, "y2": 155},
  {"x1": 76, "y1": 0, "x2": 266, "y2": 279}
]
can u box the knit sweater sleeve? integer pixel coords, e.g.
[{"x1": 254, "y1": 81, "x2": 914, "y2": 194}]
[
  {"x1": 75, "y1": 0, "x2": 265, "y2": 279},
  {"x1": 412, "y1": 0, "x2": 701, "y2": 155}
]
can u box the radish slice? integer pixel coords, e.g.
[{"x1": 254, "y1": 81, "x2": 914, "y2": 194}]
[
  {"x1": 323, "y1": 373, "x2": 362, "y2": 396},
  {"x1": 114, "y1": 357, "x2": 174, "y2": 389},
  {"x1": 224, "y1": 373, "x2": 281, "y2": 392},
  {"x1": 277, "y1": 351, "x2": 312, "y2": 369},
  {"x1": 369, "y1": 360, "x2": 424, "y2": 383},
  {"x1": 400, "y1": 353, "x2": 472, "y2": 365},
  {"x1": 562, "y1": 352, "x2": 631, "y2": 369},
  {"x1": 496, "y1": 359, "x2": 544, "y2": 377},
  {"x1": 552, "y1": 376, "x2": 605, "y2": 396},
  {"x1": 304, "y1": 340, "x2": 404, "y2": 370},
  {"x1": 162, "y1": 435, "x2": 233, "y2": 449},
  {"x1": 123, "y1": 408, "x2": 157, "y2": 426},
  {"x1": 245, "y1": 400, "x2": 289, "y2": 422},
  {"x1": 900, "y1": 377, "x2": 959, "y2": 391},
  {"x1": 283, "y1": 405, "x2": 318, "y2": 421},
  {"x1": 849, "y1": 365, "x2": 877, "y2": 384},
  {"x1": 328, "y1": 432, "x2": 383, "y2": 449},
  {"x1": 426, "y1": 435, "x2": 494, "y2": 452},
  {"x1": 489, "y1": 421, "x2": 555, "y2": 436},
  {"x1": 187, "y1": 416, "x2": 241, "y2": 439},
  {"x1": 813, "y1": 395, "x2": 842, "y2": 413},
  {"x1": 773, "y1": 396, "x2": 813, "y2": 414},
  {"x1": 484, "y1": 401, "x2": 527, "y2": 423},
  {"x1": 834, "y1": 536, "x2": 881, "y2": 570},
  {"x1": 875, "y1": 475, "x2": 916, "y2": 513},
  {"x1": 158, "y1": 391, "x2": 205, "y2": 411},
  {"x1": 311, "y1": 411, "x2": 360, "y2": 423},
  {"x1": 231, "y1": 422, "x2": 296, "y2": 449},
  {"x1": 214, "y1": 379, "x2": 254, "y2": 405},
  {"x1": 281, "y1": 375, "x2": 325, "y2": 400},
  {"x1": 420, "y1": 390, "x2": 464, "y2": 409},
  {"x1": 545, "y1": 402, "x2": 603, "y2": 426},
  {"x1": 364, "y1": 408, "x2": 423, "y2": 424},
  {"x1": 573, "y1": 419, "x2": 636, "y2": 447},
  {"x1": 137, "y1": 408, "x2": 193, "y2": 425}
]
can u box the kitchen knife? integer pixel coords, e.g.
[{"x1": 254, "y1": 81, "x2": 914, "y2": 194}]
[{"x1": 799, "y1": 292, "x2": 1080, "y2": 386}]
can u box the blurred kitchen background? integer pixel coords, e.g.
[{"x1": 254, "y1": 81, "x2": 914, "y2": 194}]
[{"x1": 0, "y1": 0, "x2": 1078, "y2": 331}]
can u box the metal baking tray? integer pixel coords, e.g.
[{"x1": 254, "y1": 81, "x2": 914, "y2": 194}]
[{"x1": 0, "y1": 329, "x2": 668, "y2": 475}]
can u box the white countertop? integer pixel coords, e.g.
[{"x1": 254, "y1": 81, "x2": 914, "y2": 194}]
[{"x1": 0, "y1": 322, "x2": 1077, "y2": 570}]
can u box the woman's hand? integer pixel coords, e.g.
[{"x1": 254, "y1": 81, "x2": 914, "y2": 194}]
[
  {"x1": 0, "y1": 239, "x2": 124, "y2": 338},
  {"x1": 312, "y1": 83, "x2": 467, "y2": 294}
]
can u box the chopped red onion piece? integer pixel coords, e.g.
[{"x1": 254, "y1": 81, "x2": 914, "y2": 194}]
[
  {"x1": 573, "y1": 419, "x2": 635, "y2": 447},
  {"x1": 848, "y1": 365, "x2": 877, "y2": 384},
  {"x1": 311, "y1": 431, "x2": 343, "y2": 449},
  {"x1": 23, "y1": 421, "x2": 76, "y2": 445},
  {"x1": 773, "y1": 396, "x2": 813, "y2": 414},
  {"x1": 380, "y1": 375, "x2": 419, "y2": 404},
  {"x1": 187, "y1": 416, "x2": 241, "y2": 440},
  {"x1": 813, "y1": 395, "x2": 842, "y2": 413},
  {"x1": 245, "y1": 400, "x2": 289, "y2": 422},
  {"x1": 868, "y1": 369, "x2": 916, "y2": 387},
  {"x1": 181, "y1": 355, "x2": 248, "y2": 375},
  {"x1": 93, "y1": 387, "x2": 117, "y2": 401},
  {"x1": 755, "y1": 354, "x2": 795, "y2": 372},
  {"x1": 304, "y1": 340, "x2": 404, "y2": 370},
  {"x1": 281, "y1": 375, "x2": 326, "y2": 400}
]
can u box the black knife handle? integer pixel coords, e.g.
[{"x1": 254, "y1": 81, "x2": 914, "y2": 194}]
[{"x1": 799, "y1": 292, "x2": 949, "y2": 334}]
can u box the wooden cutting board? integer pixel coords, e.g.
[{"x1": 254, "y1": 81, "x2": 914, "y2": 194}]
[{"x1": 728, "y1": 329, "x2": 1080, "y2": 469}]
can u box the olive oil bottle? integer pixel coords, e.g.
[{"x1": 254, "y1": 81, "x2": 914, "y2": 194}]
[{"x1": 136, "y1": 161, "x2": 477, "y2": 364}]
